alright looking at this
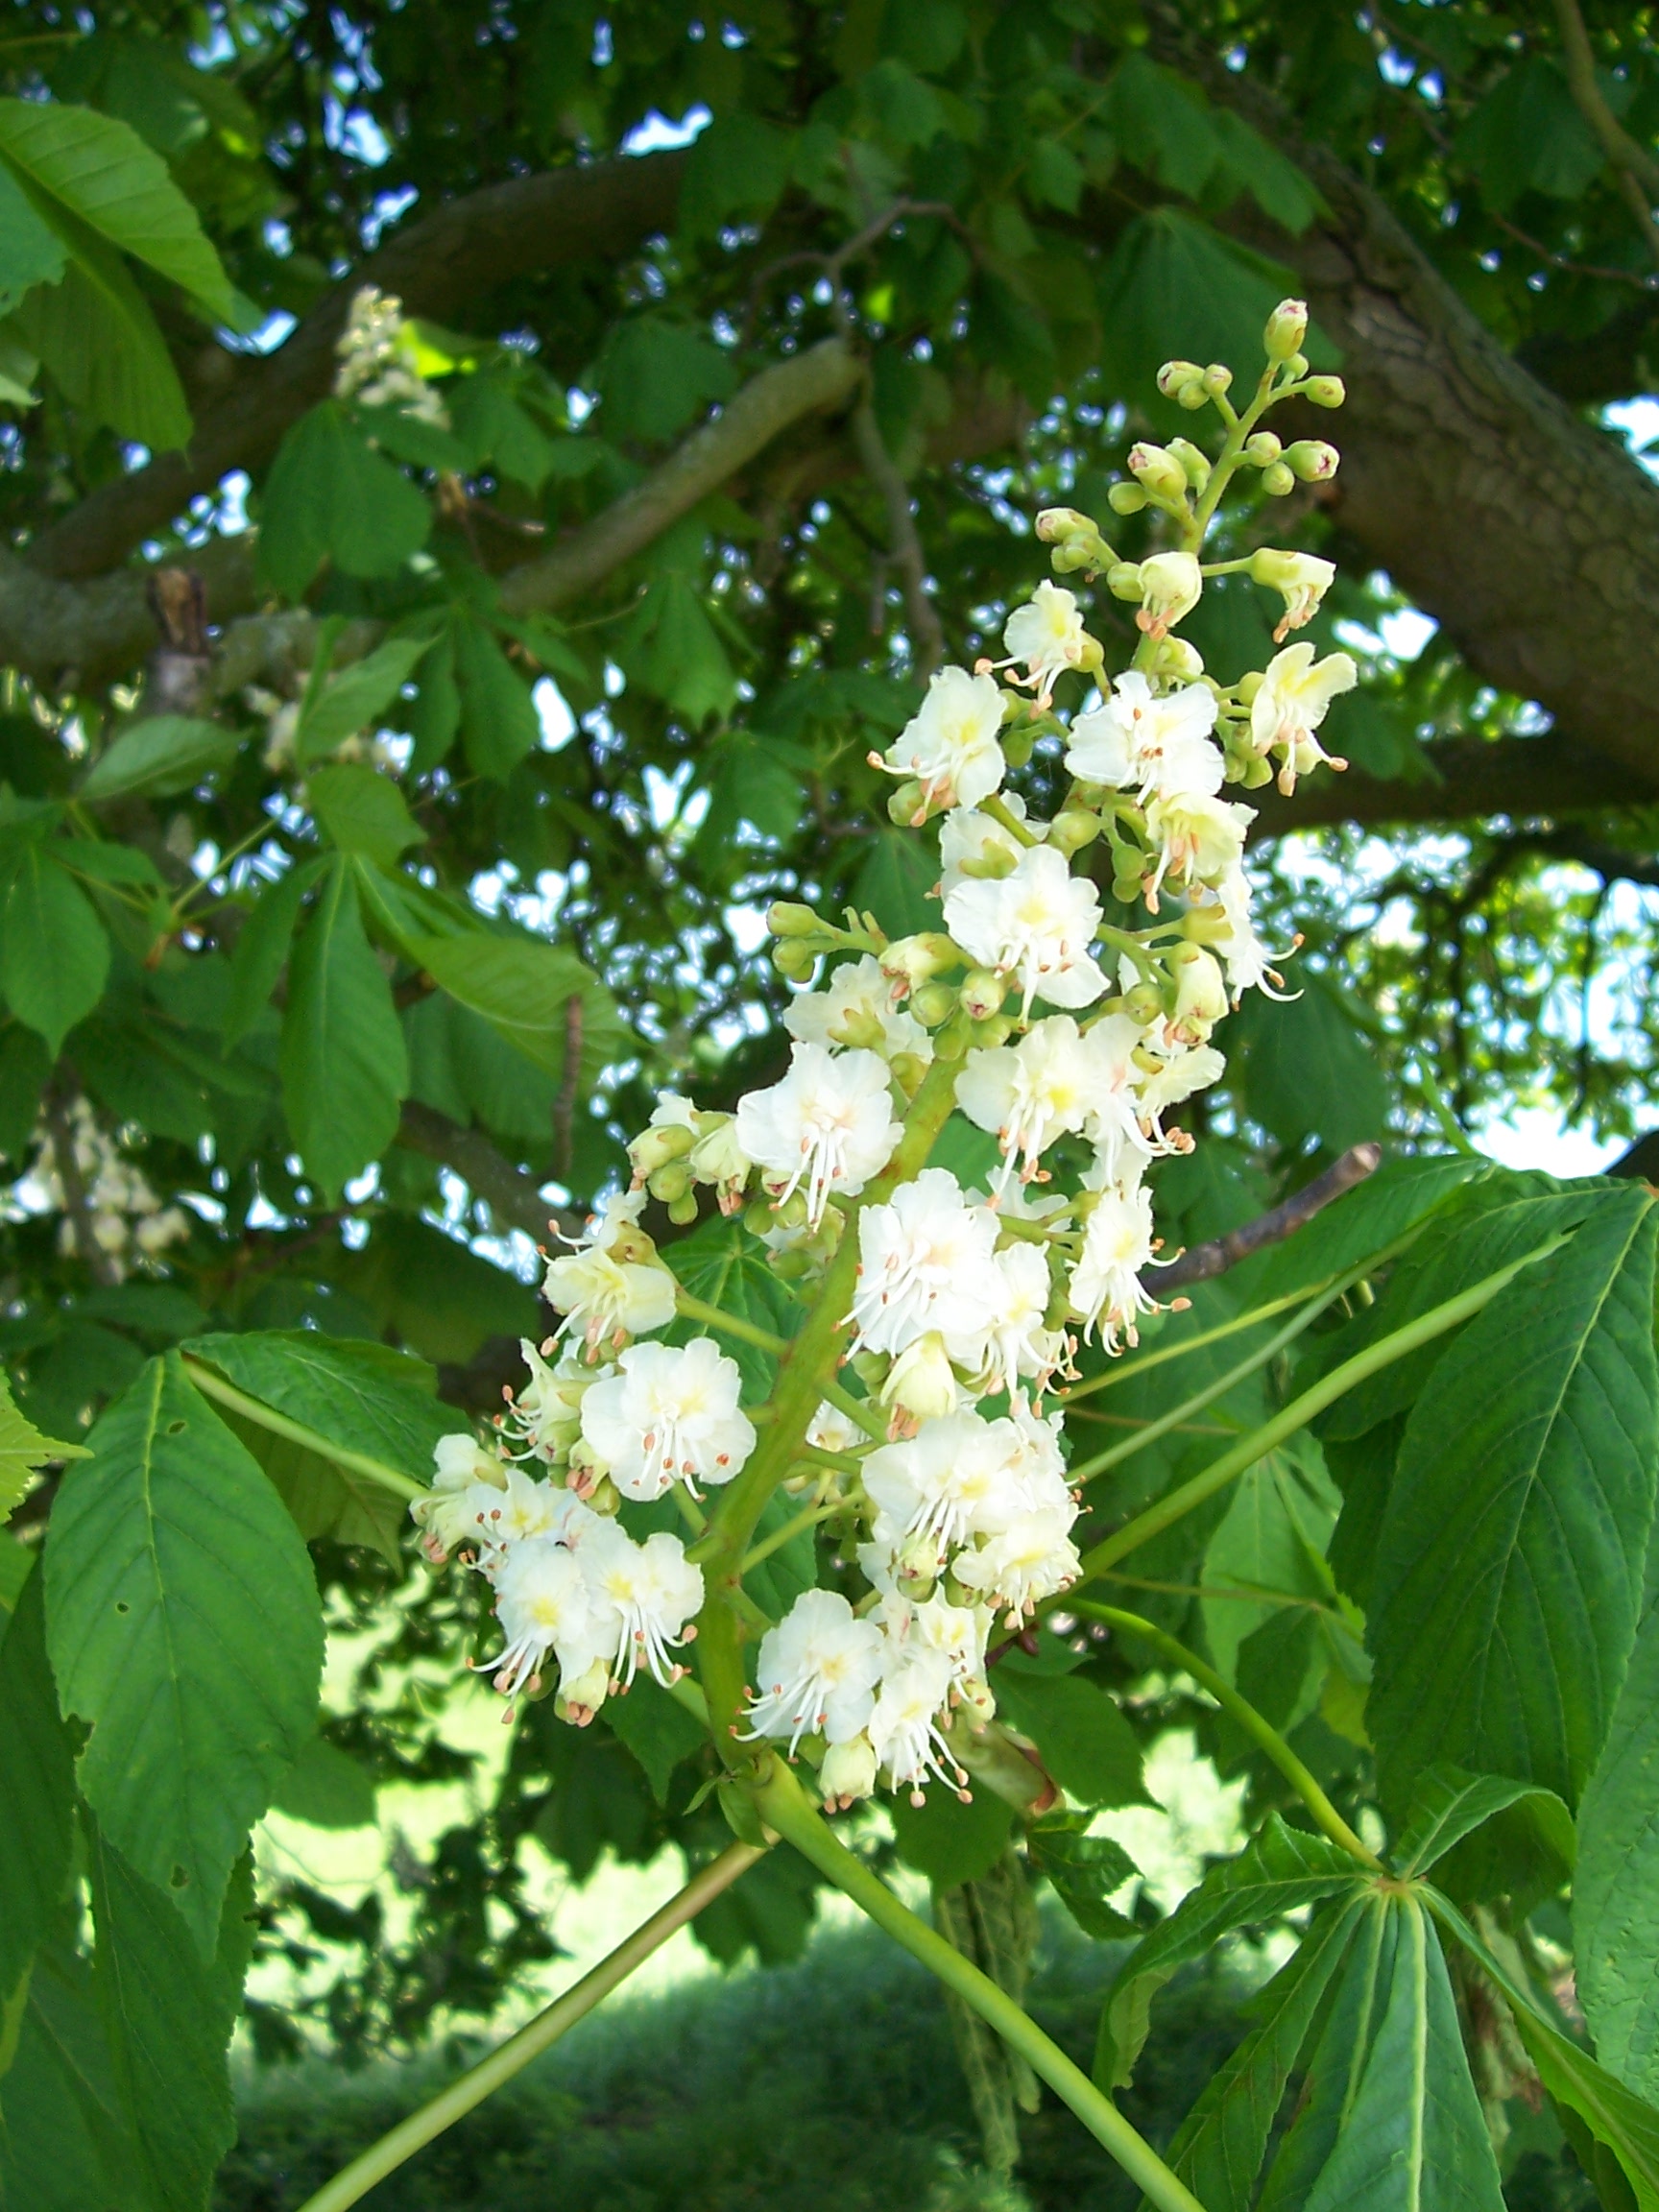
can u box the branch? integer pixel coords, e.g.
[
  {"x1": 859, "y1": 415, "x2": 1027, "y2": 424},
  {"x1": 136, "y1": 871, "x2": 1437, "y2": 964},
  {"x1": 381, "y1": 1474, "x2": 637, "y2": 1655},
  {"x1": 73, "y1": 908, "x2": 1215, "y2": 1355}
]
[
  {"x1": 26, "y1": 149, "x2": 691, "y2": 584},
  {"x1": 848, "y1": 390, "x2": 946, "y2": 679},
  {"x1": 1552, "y1": 0, "x2": 1659, "y2": 271},
  {"x1": 395, "y1": 1100, "x2": 583, "y2": 1244},
  {"x1": 1156, "y1": 1143, "x2": 1382, "y2": 1293},
  {"x1": 1245, "y1": 734, "x2": 1654, "y2": 840}
]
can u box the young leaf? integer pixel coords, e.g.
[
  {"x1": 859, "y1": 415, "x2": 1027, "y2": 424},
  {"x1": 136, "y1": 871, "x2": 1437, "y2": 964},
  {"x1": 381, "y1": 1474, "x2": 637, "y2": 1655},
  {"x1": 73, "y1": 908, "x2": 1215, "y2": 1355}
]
[
  {"x1": 1367, "y1": 1190, "x2": 1659, "y2": 1813},
  {"x1": 43, "y1": 1354, "x2": 323, "y2": 1953},
  {"x1": 306, "y1": 762, "x2": 424, "y2": 866},
  {"x1": 222, "y1": 855, "x2": 325, "y2": 1048},
  {"x1": 0, "y1": 841, "x2": 108, "y2": 1052},
  {"x1": 1024, "y1": 1813, "x2": 1139, "y2": 1939},
  {"x1": 87, "y1": 1828, "x2": 253, "y2": 2212},
  {"x1": 279, "y1": 856, "x2": 408, "y2": 1200},
  {"x1": 992, "y1": 1664, "x2": 1152, "y2": 1813},
  {"x1": 1392, "y1": 1764, "x2": 1575, "y2": 1881},
  {"x1": 891, "y1": 1786, "x2": 1015, "y2": 1888},
  {"x1": 1166, "y1": 1894, "x2": 1368, "y2": 2212},
  {"x1": 1097, "y1": 1815, "x2": 1363, "y2": 2088},
  {"x1": 80, "y1": 714, "x2": 240, "y2": 802},
  {"x1": 1576, "y1": 1603, "x2": 1659, "y2": 2102},
  {"x1": 0, "y1": 1364, "x2": 86, "y2": 1525},
  {"x1": 257, "y1": 401, "x2": 431, "y2": 597},
  {"x1": 0, "y1": 97, "x2": 234, "y2": 316},
  {"x1": 1262, "y1": 1894, "x2": 1505, "y2": 2212},
  {"x1": 1233, "y1": 976, "x2": 1389, "y2": 1155},
  {"x1": 0, "y1": 1568, "x2": 75, "y2": 2014},
  {"x1": 181, "y1": 1328, "x2": 467, "y2": 1486}
]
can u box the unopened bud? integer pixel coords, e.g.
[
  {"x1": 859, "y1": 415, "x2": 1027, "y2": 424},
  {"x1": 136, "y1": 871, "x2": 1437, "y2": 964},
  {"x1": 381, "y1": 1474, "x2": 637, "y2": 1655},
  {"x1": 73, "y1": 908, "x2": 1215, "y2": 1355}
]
[
  {"x1": 1167, "y1": 438, "x2": 1211, "y2": 490},
  {"x1": 1244, "y1": 431, "x2": 1282, "y2": 467},
  {"x1": 1127, "y1": 442, "x2": 1190, "y2": 503},
  {"x1": 974, "y1": 1014, "x2": 1016, "y2": 1049},
  {"x1": 1261, "y1": 460, "x2": 1296, "y2": 497},
  {"x1": 1106, "y1": 560, "x2": 1145, "y2": 602},
  {"x1": 1107, "y1": 480, "x2": 1149, "y2": 516},
  {"x1": 1176, "y1": 379, "x2": 1210, "y2": 412},
  {"x1": 910, "y1": 981, "x2": 958, "y2": 1027},
  {"x1": 1304, "y1": 374, "x2": 1346, "y2": 409},
  {"x1": 1285, "y1": 352, "x2": 1310, "y2": 378},
  {"x1": 886, "y1": 780, "x2": 926, "y2": 827},
  {"x1": 1155, "y1": 358, "x2": 1204, "y2": 398},
  {"x1": 1035, "y1": 506, "x2": 1113, "y2": 576},
  {"x1": 772, "y1": 937, "x2": 818, "y2": 980},
  {"x1": 1122, "y1": 980, "x2": 1165, "y2": 1025},
  {"x1": 880, "y1": 1333, "x2": 960, "y2": 1425},
  {"x1": 1046, "y1": 808, "x2": 1101, "y2": 858},
  {"x1": 1144, "y1": 636, "x2": 1205, "y2": 684},
  {"x1": 666, "y1": 1189, "x2": 700, "y2": 1225},
  {"x1": 768, "y1": 901, "x2": 824, "y2": 938},
  {"x1": 627, "y1": 1119, "x2": 695, "y2": 1179},
  {"x1": 959, "y1": 968, "x2": 1007, "y2": 1020},
  {"x1": 880, "y1": 932, "x2": 959, "y2": 991},
  {"x1": 647, "y1": 1159, "x2": 692, "y2": 1204},
  {"x1": 1284, "y1": 439, "x2": 1340, "y2": 482},
  {"x1": 1264, "y1": 299, "x2": 1309, "y2": 361},
  {"x1": 1201, "y1": 363, "x2": 1234, "y2": 396}
]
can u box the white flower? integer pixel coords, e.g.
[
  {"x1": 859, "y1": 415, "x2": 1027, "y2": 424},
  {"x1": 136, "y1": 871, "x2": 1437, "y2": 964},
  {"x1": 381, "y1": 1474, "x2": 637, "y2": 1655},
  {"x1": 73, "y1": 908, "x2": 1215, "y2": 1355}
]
[
  {"x1": 806, "y1": 1400, "x2": 864, "y2": 1455},
  {"x1": 581, "y1": 1522, "x2": 704, "y2": 1688},
  {"x1": 413, "y1": 1433, "x2": 508, "y2": 1560},
  {"x1": 469, "y1": 1465, "x2": 595, "y2": 1567},
  {"x1": 1079, "y1": 1012, "x2": 1160, "y2": 1184},
  {"x1": 851, "y1": 1167, "x2": 1000, "y2": 1358},
  {"x1": 735, "y1": 1043, "x2": 902, "y2": 1227},
  {"x1": 501, "y1": 1339, "x2": 593, "y2": 1463},
  {"x1": 868, "y1": 1646, "x2": 961, "y2": 1800},
  {"x1": 1250, "y1": 642, "x2": 1356, "y2": 794},
  {"x1": 578, "y1": 1337, "x2": 756, "y2": 1502},
  {"x1": 945, "y1": 845, "x2": 1108, "y2": 1021},
  {"x1": 487, "y1": 1537, "x2": 614, "y2": 1698},
  {"x1": 1250, "y1": 550, "x2": 1336, "y2": 641},
  {"x1": 863, "y1": 1410, "x2": 1032, "y2": 1554},
  {"x1": 784, "y1": 953, "x2": 932, "y2": 1065},
  {"x1": 1134, "y1": 1040, "x2": 1226, "y2": 1124},
  {"x1": 1210, "y1": 864, "x2": 1292, "y2": 999},
  {"x1": 1064, "y1": 673, "x2": 1222, "y2": 805},
  {"x1": 1003, "y1": 582, "x2": 1093, "y2": 696},
  {"x1": 820, "y1": 1731, "x2": 878, "y2": 1808},
  {"x1": 1069, "y1": 1182, "x2": 1160, "y2": 1350},
  {"x1": 1143, "y1": 790, "x2": 1254, "y2": 907},
  {"x1": 1004, "y1": 1398, "x2": 1075, "y2": 1514},
  {"x1": 955, "y1": 1016, "x2": 1097, "y2": 1191},
  {"x1": 954, "y1": 1509, "x2": 1082, "y2": 1623},
  {"x1": 744, "y1": 1589, "x2": 885, "y2": 1752},
  {"x1": 878, "y1": 664, "x2": 1006, "y2": 818},
  {"x1": 971, "y1": 1241, "x2": 1067, "y2": 1401},
  {"x1": 1135, "y1": 550, "x2": 1202, "y2": 638},
  {"x1": 543, "y1": 1191, "x2": 679, "y2": 1358},
  {"x1": 938, "y1": 797, "x2": 1040, "y2": 898}
]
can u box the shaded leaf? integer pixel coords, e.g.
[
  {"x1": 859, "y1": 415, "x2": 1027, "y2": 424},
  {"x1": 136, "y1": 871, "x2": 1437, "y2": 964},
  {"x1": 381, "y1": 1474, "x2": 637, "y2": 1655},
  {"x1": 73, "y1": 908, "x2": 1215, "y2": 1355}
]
[
  {"x1": 410, "y1": 928, "x2": 624, "y2": 1086},
  {"x1": 307, "y1": 763, "x2": 424, "y2": 866},
  {"x1": 891, "y1": 1786, "x2": 1015, "y2": 1888},
  {"x1": 222, "y1": 856, "x2": 325, "y2": 1048},
  {"x1": 0, "y1": 842, "x2": 108, "y2": 1053},
  {"x1": 295, "y1": 637, "x2": 430, "y2": 763},
  {"x1": 279, "y1": 857, "x2": 407, "y2": 1200},
  {"x1": 994, "y1": 1663, "x2": 1151, "y2": 1814},
  {"x1": 1024, "y1": 1813, "x2": 1138, "y2": 1939},
  {"x1": 1577, "y1": 1603, "x2": 1659, "y2": 2101},
  {"x1": 1393, "y1": 1764, "x2": 1575, "y2": 1881},
  {"x1": 81, "y1": 716, "x2": 239, "y2": 803},
  {"x1": 0, "y1": 1569, "x2": 75, "y2": 2009},
  {"x1": 0, "y1": 1365, "x2": 86, "y2": 1526},
  {"x1": 603, "y1": 1676, "x2": 708, "y2": 1806},
  {"x1": 270, "y1": 1735, "x2": 378, "y2": 1830}
]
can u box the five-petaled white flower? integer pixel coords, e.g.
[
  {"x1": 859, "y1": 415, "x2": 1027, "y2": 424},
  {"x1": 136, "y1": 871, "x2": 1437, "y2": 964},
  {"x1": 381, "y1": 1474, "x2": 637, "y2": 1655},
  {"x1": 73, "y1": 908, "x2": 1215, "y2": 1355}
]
[
  {"x1": 869, "y1": 1646, "x2": 963, "y2": 1801},
  {"x1": 580, "y1": 1522, "x2": 704, "y2": 1688},
  {"x1": 851, "y1": 1167, "x2": 1000, "y2": 1358},
  {"x1": 1003, "y1": 581, "x2": 1093, "y2": 697},
  {"x1": 1143, "y1": 790, "x2": 1254, "y2": 908},
  {"x1": 956, "y1": 1016, "x2": 1098, "y2": 1191},
  {"x1": 1064, "y1": 673, "x2": 1222, "y2": 805},
  {"x1": 1069, "y1": 1181, "x2": 1161, "y2": 1350},
  {"x1": 744, "y1": 1589, "x2": 886, "y2": 1753},
  {"x1": 878, "y1": 664, "x2": 1006, "y2": 818},
  {"x1": 735, "y1": 1043, "x2": 902, "y2": 1226},
  {"x1": 945, "y1": 845, "x2": 1108, "y2": 1020},
  {"x1": 1250, "y1": 643, "x2": 1357, "y2": 794},
  {"x1": 578, "y1": 1336, "x2": 756, "y2": 1502},
  {"x1": 487, "y1": 1537, "x2": 615, "y2": 1699},
  {"x1": 543, "y1": 1191, "x2": 679, "y2": 1358},
  {"x1": 938, "y1": 796, "x2": 1040, "y2": 897},
  {"x1": 785, "y1": 953, "x2": 932, "y2": 1066}
]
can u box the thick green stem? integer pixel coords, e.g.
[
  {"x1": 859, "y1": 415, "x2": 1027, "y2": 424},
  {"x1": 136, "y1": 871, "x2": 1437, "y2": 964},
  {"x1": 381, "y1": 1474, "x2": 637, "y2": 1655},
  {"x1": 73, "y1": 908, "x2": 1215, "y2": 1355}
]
[
  {"x1": 181, "y1": 1356, "x2": 426, "y2": 1503},
  {"x1": 1063, "y1": 1282, "x2": 1339, "y2": 1404},
  {"x1": 1071, "y1": 1601, "x2": 1382, "y2": 1871},
  {"x1": 819, "y1": 1374, "x2": 886, "y2": 1440},
  {"x1": 741, "y1": 1498, "x2": 840, "y2": 1573},
  {"x1": 753, "y1": 1761, "x2": 1207, "y2": 2212},
  {"x1": 293, "y1": 1840, "x2": 764, "y2": 2212},
  {"x1": 1068, "y1": 1233, "x2": 1569, "y2": 1586}
]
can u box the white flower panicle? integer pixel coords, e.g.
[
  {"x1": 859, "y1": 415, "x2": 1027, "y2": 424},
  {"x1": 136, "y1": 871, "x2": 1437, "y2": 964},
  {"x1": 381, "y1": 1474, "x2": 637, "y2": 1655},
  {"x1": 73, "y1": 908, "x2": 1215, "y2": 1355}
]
[
  {"x1": 419, "y1": 300, "x2": 1351, "y2": 1811},
  {"x1": 334, "y1": 285, "x2": 449, "y2": 425},
  {"x1": 15, "y1": 1099, "x2": 191, "y2": 1281}
]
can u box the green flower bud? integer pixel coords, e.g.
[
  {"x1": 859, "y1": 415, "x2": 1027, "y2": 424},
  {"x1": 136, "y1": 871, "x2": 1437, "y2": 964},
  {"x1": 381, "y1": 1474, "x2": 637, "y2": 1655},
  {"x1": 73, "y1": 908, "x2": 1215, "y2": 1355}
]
[
  {"x1": 1244, "y1": 431, "x2": 1282, "y2": 467},
  {"x1": 1261, "y1": 460, "x2": 1296, "y2": 497},
  {"x1": 1235, "y1": 668, "x2": 1264, "y2": 706},
  {"x1": 974, "y1": 1014, "x2": 1016, "y2": 1049},
  {"x1": 1176, "y1": 380, "x2": 1209, "y2": 412},
  {"x1": 1047, "y1": 807, "x2": 1101, "y2": 857},
  {"x1": 647, "y1": 1158, "x2": 693, "y2": 1204},
  {"x1": 772, "y1": 937, "x2": 818, "y2": 980},
  {"x1": 1167, "y1": 438, "x2": 1211, "y2": 490},
  {"x1": 1035, "y1": 506, "x2": 1114, "y2": 576},
  {"x1": 767, "y1": 901, "x2": 825, "y2": 938},
  {"x1": 1304, "y1": 374, "x2": 1346, "y2": 409},
  {"x1": 1106, "y1": 560, "x2": 1145, "y2": 602},
  {"x1": 1263, "y1": 298, "x2": 1309, "y2": 361},
  {"x1": 910, "y1": 980, "x2": 959, "y2": 1028},
  {"x1": 1122, "y1": 980, "x2": 1165, "y2": 1025},
  {"x1": 1107, "y1": 480, "x2": 1149, "y2": 516},
  {"x1": 1285, "y1": 351, "x2": 1310, "y2": 378},
  {"x1": 959, "y1": 968, "x2": 1007, "y2": 1020},
  {"x1": 886, "y1": 780, "x2": 926, "y2": 827},
  {"x1": 1112, "y1": 872, "x2": 1147, "y2": 905},
  {"x1": 1201, "y1": 363, "x2": 1234, "y2": 396},
  {"x1": 666, "y1": 1189, "x2": 701, "y2": 1226},
  {"x1": 1155, "y1": 358, "x2": 1204, "y2": 397},
  {"x1": 1284, "y1": 439, "x2": 1340, "y2": 483},
  {"x1": 744, "y1": 1196, "x2": 777, "y2": 1238},
  {"x1": 880, "y1": 932, "x2": 959, "y2": 988},
  {"x1": 1127, "y1": 441, "x2": 1190, "y2": 503},
  {"x1": 1000, "y1": 723, "x2": 1035, "y2": 769}
]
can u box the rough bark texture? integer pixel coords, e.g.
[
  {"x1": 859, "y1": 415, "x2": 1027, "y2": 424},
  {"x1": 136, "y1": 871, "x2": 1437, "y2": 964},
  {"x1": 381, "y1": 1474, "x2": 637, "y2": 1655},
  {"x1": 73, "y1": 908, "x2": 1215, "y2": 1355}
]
[
  {"x1": 1248, "y1": 733, "x2": 1648, "y2": 839},
  {"x1": 24, "y1": 150, "x2": 689, "y2": 584}
]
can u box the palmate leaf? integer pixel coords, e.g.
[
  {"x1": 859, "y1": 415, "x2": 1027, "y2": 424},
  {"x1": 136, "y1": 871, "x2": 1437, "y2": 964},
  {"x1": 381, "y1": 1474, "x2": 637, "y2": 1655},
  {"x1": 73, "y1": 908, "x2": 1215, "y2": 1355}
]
[
  {"x1": 410, "y1": 926, "x2": 628, "y2": 1091},
  {"x1": 1367, "y1": 1188, "x2": 1659, "y2": 1814},
  {"x1": 1576, "y1": 1603, "x2": 1659, "y2": 2101},
  {"x1": 1392, "y1": 1764, "x2": 1575, "y2": 1883},
  {"x1": 1097, "y1": 1815, "x2": 1363, "y2": 2088},
  {"x1": 257, "y1": 400, "x2": 432, "y2": 596},
  {"x1": 1259, "y1": 1893, "x2": 1504, "y2": 2212},
  {"x1": 43, "y1": 1354, "x2": 323, "y2": 1953}
]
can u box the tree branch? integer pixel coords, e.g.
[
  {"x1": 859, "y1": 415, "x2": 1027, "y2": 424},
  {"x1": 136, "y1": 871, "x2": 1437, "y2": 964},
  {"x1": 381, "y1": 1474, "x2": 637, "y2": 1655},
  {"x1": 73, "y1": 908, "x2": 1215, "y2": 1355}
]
[
  {"x1": 25, "y1": 149, "x2": 691, "y2": 584},
  {"x1": 1157, "y1": 1143, "x2": 1382, "y2": 1292},
  {"x1": 847, "y1": 391, "x2": 946, "y2": 678},
  {"x1": 1245, "y1": 733, "x2": 1654, "y2": 839},
  {"x1": 395, "y1": 1100, "x2": 582, "y2": 1244}
]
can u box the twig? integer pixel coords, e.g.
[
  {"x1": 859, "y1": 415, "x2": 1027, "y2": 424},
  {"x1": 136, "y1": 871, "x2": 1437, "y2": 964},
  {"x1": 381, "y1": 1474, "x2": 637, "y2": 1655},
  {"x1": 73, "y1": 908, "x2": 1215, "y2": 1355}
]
[
  {"x1": 395, "y1": 1100, "x2": 583, "y2": 1243},
  {"x1": 1155, "y1": 1142, "x2": 1382, "y2": 1292},
  {"x1": 1553, "y1": 0, "x2": 1659, "y2": 275},
  {"x1": 43, "y1": 1083, "x2": 121, "y2": 1288},
  {"x1": 849, "y1": 394, "x2": 945, "y2": 678}
]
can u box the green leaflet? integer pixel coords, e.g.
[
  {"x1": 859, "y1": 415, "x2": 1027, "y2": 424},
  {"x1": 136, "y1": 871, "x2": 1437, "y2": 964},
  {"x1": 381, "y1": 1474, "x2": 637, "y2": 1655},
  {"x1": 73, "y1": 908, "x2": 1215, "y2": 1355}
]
[
  {"x1": 0, "y1": 98, "x2": 233, "y2": 316},
  {"x1": 1392, "y1": 1764, "x2": 1575, "y2": 1883},
  {"x1": 602, "y1": 1675, "x2": 709, "y2": 1807},
  {"x1": 306, "y1": 762, "x2": 424, "y2": 866},
  {"x1": 257, "y1": 400, "x2": 432, "y2": 597},
  {"x1": 453, "y1": 613, "x2": 541, "y2": 781},
  {"x1": 278, "y1": 855, "x2": 408, "y2": 1200},
  {"x1": 294, "y1": 637, "x2": 432, "y2": 764},
  {"x1": 1262, "y1": 1893, "x2": 1505, "y2": 2212},
  {"x1": 891, "y1": 1787, "x2": 1017, "y2": 1889},
  {"x1": 0, "y1": 1930, "x2": 140, "y2": 2212},
  {"x1": 269, "y1": 1734, "x2": 378, "y2": 1831},
  {"x1": 1576, "y1": 1603, "x2": 1659, "y2": 2101},
  {"x1": 1245, "y1": 1153, "x2": 1483, "y2": 1305},
  {"x1": 0, "y1": 839, "x2": 108, "y2": 1053},
  {"x1": 87, "y1": 1829, "x2": 254, "y2": 2212},
  {"x1": 0, "y1": 1569, "x2": 75, "y2": 2013},
  {"x1": 1367, "y1": 1190, "x2": 1659, "y2": 1813},
  {"x1": 1199, "y1": 1447, "x2": 1337, "y2": 1695},
  {"x1": 222, "y1": 854, "x2": 325, "y2": 1048},
  {"x1": 181, "y1": 1328, "x2": 468, "y2": 1486},
  {"x1": 1164, "y1": 1892, "x2": 1368, "y2": 2212},
  {"x1": 11, "y1": 222, "x2": 191, "y2": 451},
  {"x1": 665, "y1": 1213, "x2": 803, "y2": 1397},
  {"x1": 1233, "y1": 975, "x2": 1390, "y2": 1155},
  {"x1": 0, "y1": 1365, "x2": 86, "y2": 1525},
  {"x1": 0, "y1": 156, "x2": 64, "y2": 314},
  {"x1": 1024, "y1": 1815, "x2": 1139, "y2": 1940},
  {"x1": 1430, "y1": 1887, "x2": 1659, "y2": 2212},
  {"x1": 80, "y1": 715, "x2": 240, "y2": 802},
  {"x1": 43, "y1": 1354, "x2": 323, "y2": 1953},
  {"x1": 409, "y1": 927, "x2": 626, "y2": 1090},
  {"x1": 992, "y1": 1665, "x2": 1152, "y2": 1814},
  {"x1": 1096, "y1": 1815, "x2": 1362, "y2": 2088}
]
